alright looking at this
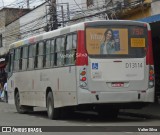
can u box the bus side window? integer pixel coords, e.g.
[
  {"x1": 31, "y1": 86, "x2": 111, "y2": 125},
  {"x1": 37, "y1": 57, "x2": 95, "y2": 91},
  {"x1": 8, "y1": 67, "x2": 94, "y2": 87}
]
[
  {"x1": 14, "y1": 48, "x2": 20, "y2": 71},
  {"x1": 50, "y1": 39, "x2": 55, "y2": 67},
  {"x1": 19, "y1": 47, "x2": 23, "y2": 70},
  {"x1": 22, "y1": 46, "x2": 28, "y2": 70},
  {"x1": 36, "y1": 42, "x2": 44, "y2": 69},
  {"x1": 28, "y1": 45, "x2": 34, "y2": 70},
  {"x1": 8, "y1": 50, "x2": 14, "y2": 77},
  {"x1": 73, "y1": 34, "x2": 77, "y2": 49},
  {"x1": 44, "y1": 40, "x2": 51, "y2": 67},
  {"x1": 66, "y1": 33, "x2": 77, "y2": 65},
  {"x1": 55, "y1": 37, "x2": 65, "y2": 66}
]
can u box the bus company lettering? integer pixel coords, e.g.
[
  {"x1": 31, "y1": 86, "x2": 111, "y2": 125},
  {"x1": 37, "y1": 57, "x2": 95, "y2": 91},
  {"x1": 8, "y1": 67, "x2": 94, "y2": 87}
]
[
  {"x1": 90, "y1": 33, "x2": 103, "y2": 41},
  {"x1": 60, "y1": 54, "x2": 74, "y2": 58},
  {"x1": 60, "y1": 53, "x2": 87, "y2": 58}
]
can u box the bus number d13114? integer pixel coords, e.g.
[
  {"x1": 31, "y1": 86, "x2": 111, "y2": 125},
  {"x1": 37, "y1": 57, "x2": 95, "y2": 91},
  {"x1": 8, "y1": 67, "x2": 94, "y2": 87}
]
[{"x1": 125, "y1": 62, "x2": 143, "y2": 68}]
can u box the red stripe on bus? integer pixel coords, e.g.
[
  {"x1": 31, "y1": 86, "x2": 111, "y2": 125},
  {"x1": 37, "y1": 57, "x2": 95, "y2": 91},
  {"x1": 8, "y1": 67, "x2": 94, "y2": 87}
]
[
  {"x1": 146, "y1": 30, "x2": 154, "y2": 65},
  {"x1": 76, "y1": 31, "x2": 88, "y2": 66}
]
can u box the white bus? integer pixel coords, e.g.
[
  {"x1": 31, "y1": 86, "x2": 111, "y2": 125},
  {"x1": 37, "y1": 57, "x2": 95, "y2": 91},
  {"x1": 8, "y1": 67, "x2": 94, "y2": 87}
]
[{"x1": 7, "y1": 20, "x2": 154, "y2": 119}]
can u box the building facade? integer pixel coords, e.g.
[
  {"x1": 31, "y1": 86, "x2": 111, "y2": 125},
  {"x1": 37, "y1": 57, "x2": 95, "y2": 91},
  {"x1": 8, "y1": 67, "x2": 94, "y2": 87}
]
[
  {"x1": 0, "y1": 8, "x2": 30, "y2": 55},
  {"x1": 20, "y1": 3, "x2": 47, "y2": 39},
  {"x1": 0, "y1": 8, "x2": 30, "y2": 84}
]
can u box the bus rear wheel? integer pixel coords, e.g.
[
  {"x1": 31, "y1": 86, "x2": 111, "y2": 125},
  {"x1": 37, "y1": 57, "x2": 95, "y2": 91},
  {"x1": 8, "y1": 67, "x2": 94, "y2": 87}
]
[{"x1": 47, "y1": 92, "x2": 61, "y2": 119}]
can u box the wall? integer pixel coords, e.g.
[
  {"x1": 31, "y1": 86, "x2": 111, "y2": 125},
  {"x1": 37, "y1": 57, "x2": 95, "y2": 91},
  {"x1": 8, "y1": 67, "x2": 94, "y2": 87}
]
[
  {"x1": 5, "y1": 8, "x2": 30, "y2": 26},
  {"x1": 122, "y1": 6, "x2": 151, "y2": 20},
  {"x1": 0, "y1": 10, "x2": 5, "y2": 28},
  {"x1": 0, "y1": 10, "x2": 6, "y2": 55},
  {"x1": 0, "y1": 8, "x2": 30, "y2": 55},
  {"x1": 151, "y1": 1, "x2": 160, "y2": 15},
  {"x1": 20, "y1": 3, "x2": 47, "y2": 39},
  {"x1": 56, "y1": 0, "x2": 84, "y2": 26},
  {"x1": 4, "y1": 19, "x2": 20, "y2": 49}
]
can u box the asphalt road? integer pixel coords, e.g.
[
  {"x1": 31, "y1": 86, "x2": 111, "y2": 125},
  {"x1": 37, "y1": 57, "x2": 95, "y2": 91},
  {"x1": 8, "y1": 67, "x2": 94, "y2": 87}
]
[{"x1": 0, "y1": 102, "x2": 160, "y2": 135}]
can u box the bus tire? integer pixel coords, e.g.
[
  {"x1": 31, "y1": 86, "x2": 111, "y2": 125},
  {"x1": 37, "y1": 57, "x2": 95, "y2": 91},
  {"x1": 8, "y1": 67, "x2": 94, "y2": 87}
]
[
  {"x1": 47, "y1": 92, "x2": 61, "y2": 120},
  {"x1": 15, "y1": 92, "x2": 27, "y2": 114}
]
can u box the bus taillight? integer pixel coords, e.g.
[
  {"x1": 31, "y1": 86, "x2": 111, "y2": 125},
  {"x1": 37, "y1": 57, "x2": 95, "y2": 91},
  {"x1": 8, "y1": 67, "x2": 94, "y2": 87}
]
[
  {"x1": 81, "y1": 77, "x2": 86, "y2": 81},
  {"x1": 80, "y1": 71, "x2": 86, "y2": 76},
  {"x1": 149, "y1": 65, "x2": 154, "y2": 88},
  {"x1": 149, "y1": 76, "x2": 154, "y2": 81},
  {"x1": 79, "y1": 66, "x2": 88, "y2": 89}
]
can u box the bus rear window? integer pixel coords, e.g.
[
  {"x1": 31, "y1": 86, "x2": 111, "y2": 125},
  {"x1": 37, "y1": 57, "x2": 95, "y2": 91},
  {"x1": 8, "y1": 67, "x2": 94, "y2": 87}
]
[{"x1": 86, "y1": 26, "x2": 147, "y2": 58}]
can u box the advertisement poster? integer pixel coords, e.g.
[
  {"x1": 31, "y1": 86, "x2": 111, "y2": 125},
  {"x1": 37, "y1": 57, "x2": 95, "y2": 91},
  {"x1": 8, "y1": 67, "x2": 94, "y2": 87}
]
[{"x1": 86, "y1": 28, "x2": 129, "y2": 55}]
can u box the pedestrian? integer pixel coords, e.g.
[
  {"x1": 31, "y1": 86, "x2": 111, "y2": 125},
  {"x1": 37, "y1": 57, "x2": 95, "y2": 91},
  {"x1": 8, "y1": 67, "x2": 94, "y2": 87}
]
[
  {"x1": 4, "y1": 82, "x2": 8, "y2": 103},
  {"x1": 0, "y1": 83, "x2": 4, "y2": 101}
]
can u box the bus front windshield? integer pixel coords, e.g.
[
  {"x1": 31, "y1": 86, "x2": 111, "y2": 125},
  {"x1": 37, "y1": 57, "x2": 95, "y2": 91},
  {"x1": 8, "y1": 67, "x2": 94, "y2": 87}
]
[{"x1": 86, "y1": 26, "x2": 147, "y2": 58}]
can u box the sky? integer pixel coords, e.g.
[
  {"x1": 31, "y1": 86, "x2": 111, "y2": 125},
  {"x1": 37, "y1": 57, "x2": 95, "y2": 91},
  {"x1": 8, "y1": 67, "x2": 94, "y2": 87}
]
[
  {"x1": 6, "y1": 0, "x2": 16, "y2": 4},
  {"x1": 0, "y1": 0, "x2": 45, "y2": 8},
  {"x1": 1, "y1": 0, "x2": 18, "y2": 6}
]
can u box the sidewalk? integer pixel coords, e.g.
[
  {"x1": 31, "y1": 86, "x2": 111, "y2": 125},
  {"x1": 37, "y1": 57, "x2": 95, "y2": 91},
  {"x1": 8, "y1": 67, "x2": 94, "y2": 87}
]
[
  {"x1": 0, "y1": 98, "x2": 7, "y2": 103},
  {"x1": 121, "y1": 103, "x2": 160, "y2": 118}
]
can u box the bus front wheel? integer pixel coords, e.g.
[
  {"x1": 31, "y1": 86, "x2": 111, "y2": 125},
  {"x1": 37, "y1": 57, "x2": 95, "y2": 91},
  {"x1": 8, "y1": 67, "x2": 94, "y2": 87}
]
[
  {"x1": 47, "y1": 92, "x2": 61, "y2": 119},
  {"x1": 15, "y1": 92, "x2": 27, "y2": 114}
]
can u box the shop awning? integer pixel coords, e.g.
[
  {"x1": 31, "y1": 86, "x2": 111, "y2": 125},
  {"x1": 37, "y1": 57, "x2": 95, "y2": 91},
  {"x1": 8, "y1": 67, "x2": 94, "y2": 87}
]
[
  {"x1": 137, "y1": 14, "x2": 160, "y2": 37},
  {"x1": 138, "y1": 14, "x2": 160, "y2": 23}
]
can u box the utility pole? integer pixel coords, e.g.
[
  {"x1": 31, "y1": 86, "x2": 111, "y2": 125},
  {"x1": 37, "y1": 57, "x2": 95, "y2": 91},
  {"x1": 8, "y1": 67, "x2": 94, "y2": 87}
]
[
  {"x1": 46, "y1": 1, "x2": 70, "y2": 30},
  {"x1": 67, "y1": 3, "x2": 70, "y2": 21},
  {"x1": 27, "y1": 0, "x2": 30, "y2": 8},
  {"x1": 51, "y1": 0, "x2": 58, "y2": 30},
  {"x1": 105, "y1": 0, "x2": 113, "y2": 20},
  {"x1": 45, "y1": 0, "x2": 58, "y2": 31},
  {"x1": 61, "y1": 5, "x2": 64, "y2": 27}
]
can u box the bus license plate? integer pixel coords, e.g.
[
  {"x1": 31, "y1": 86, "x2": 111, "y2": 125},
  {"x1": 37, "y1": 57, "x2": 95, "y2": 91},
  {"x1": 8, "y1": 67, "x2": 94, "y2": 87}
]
[{"x1": 112, "y1": 82, "x2": 124, "y2": 87}]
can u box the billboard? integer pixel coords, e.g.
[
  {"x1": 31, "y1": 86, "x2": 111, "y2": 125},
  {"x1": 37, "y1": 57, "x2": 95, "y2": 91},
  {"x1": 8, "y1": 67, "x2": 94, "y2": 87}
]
[{"x1": 86, "y1": 28, "x2": 129, "y2": 55}]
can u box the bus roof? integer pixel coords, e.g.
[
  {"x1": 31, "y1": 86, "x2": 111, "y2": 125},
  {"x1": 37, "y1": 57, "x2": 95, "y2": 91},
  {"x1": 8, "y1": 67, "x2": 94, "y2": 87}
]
[
  {"x1": 9, "y1": 20, "x2": 149, "y2": 49},
  {"x1": 9, "y1": 21, "x2": 85, "y2": 49}
]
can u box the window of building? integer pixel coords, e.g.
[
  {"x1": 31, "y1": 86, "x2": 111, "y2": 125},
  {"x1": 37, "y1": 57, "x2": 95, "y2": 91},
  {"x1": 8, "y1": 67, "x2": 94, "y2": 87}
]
[{"x1": 87, "y1": 0, "x2": 94, "y2": 7}]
